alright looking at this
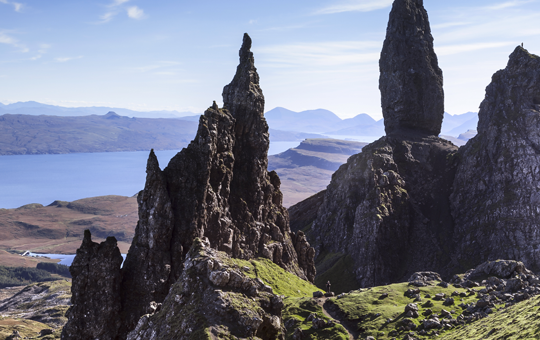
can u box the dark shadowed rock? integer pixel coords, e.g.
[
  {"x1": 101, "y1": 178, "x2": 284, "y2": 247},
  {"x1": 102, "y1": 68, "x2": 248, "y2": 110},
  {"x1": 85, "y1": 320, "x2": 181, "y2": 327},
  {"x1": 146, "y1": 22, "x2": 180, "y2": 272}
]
[
  {"x1": 119, "y1": 150, "x2": 175, "y2": 335},
  {"x1": 450, "y1": 47, "x2": 540, "y2": 273},
  {"x1": 308, "y1": 136, "x2": 457, "y2": 287},
  {"x1": 61, "y1": 230, "x2": 123, "y2": 340},
  {"x1": 65, "y1": 33, "x2": 315, "y2": 339},
  {"x1": 379, "y1": 0, "x2": 444, "y2": 136}
]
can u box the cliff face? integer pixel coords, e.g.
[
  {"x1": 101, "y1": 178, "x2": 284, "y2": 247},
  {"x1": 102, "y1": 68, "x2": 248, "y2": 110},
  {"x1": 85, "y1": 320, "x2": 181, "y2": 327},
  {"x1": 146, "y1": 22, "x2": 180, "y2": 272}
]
[
  {"x1": 304, "y1": 0, "x2": 457, "y2": 290},
  {"x1": 62, "y1": 33, "x2": 315, "y2": 340},
  {"x1": 450, "y1": 47, "x2": 540, "y2": 272}
]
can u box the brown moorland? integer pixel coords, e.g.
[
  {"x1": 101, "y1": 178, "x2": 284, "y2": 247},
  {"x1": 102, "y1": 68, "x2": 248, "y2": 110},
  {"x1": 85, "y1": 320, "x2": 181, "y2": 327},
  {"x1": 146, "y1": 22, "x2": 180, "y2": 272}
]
[{"x1": 0, "y1": 195, "x2": 137, "y2": 265}]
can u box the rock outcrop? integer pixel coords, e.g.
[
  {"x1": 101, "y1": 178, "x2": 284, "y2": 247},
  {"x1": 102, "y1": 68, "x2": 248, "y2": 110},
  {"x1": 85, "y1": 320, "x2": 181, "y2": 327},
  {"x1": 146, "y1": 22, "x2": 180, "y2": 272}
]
[
  {"x1": 379, "y1": 0, "x2": 444, "y2": 136},
  {"x1": 62, "y1": 231, "x2": 123, "y2": 340},
  {"x1": 63, "y1": 33, "x2": 315, "y2": 339},
  {"x1": 301, "y1": 0, "x2": 457, "y2": 289},
  {"x1": 450, "y1": 46, "x2": 540, "y2": 272},
  {"x1": 126, "y1": 238, "x2": 285, "y2": 340},
  {"x1": 291, "y1": 9, "x2": 540, "y2": 291},
  {"x1": 308, "y1": 135, "x2": 457, "y2": 287}
]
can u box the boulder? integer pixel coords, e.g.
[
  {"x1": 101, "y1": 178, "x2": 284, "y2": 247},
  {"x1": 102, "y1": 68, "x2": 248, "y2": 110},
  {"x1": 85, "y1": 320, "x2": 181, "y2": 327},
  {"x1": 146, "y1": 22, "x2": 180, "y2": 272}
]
[{"x1": 408, "y1": 271, "x2": 442, "y2": 287}]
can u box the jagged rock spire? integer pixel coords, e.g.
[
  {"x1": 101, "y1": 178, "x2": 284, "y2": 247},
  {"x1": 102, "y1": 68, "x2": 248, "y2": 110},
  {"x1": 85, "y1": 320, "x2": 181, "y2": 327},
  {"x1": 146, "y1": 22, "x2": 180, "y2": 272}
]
[
  {"x1": 450, "y1": 46, "x2": 540, "y2": 273},
  {"x1": 63, "y1": 34, "x2": 316, "y2": 340},
  {"x1": 379, "y1": 0, "x2": 444, "y2": 136},
  {"x1": 62, "y1": 231, "x2": 123, "y2": 340}
]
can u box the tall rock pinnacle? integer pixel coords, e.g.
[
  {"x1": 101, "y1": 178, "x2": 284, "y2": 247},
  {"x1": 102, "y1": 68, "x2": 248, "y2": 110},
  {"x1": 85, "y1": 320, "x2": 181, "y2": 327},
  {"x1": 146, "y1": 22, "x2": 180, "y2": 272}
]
[
  {"x1": 62, "y1": 33, "x2": 316, "y2": 340},
  {"x1": 379, "y1": 0, "x2": 444, "y2": 136},
  {"x1": 293, "y1": 1, "x2": 457, "y2": 289}
]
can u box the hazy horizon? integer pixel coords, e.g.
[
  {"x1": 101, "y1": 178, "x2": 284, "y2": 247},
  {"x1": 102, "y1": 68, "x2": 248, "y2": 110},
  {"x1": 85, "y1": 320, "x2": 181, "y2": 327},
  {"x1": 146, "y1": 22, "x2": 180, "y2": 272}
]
[{"x1": 1, "y1": 0, "x2": 539, "y2": 120}]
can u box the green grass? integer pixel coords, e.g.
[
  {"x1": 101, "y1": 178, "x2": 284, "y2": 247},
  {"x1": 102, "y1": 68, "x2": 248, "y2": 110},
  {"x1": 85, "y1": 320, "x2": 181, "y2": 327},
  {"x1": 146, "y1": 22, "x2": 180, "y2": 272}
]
[
  {"x1": 439, "y1": 295, "x2": 540, "y2": 340},
  {"x1": 227, "y1": 257, "x2": 322, "y2": 297},
  {"x1": 326, "y1": 282, "x2": 493, "y2": 339},
  {"x1": 282, "y1": 297, "x2": 350, "y2": 340}
]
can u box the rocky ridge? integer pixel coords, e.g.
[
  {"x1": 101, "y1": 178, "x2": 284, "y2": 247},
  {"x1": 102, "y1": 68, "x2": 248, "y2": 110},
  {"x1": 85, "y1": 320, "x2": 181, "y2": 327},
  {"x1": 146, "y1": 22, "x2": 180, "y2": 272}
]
[
  {"x1": 62, "y1": 33, "x2": 315, "y2": 340},
  {"x1": 291, "y1": 0, "x2": 540, "y2": 292},
  {"x1": 126, "y1": 238, "x2": 286, "y2": 340}
]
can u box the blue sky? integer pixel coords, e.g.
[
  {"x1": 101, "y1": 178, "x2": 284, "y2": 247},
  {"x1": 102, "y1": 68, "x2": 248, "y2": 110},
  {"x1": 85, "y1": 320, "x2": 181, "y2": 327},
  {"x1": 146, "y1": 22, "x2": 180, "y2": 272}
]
[{"x1": 0, "y1": 0, "x2": 539, "y2": 119}]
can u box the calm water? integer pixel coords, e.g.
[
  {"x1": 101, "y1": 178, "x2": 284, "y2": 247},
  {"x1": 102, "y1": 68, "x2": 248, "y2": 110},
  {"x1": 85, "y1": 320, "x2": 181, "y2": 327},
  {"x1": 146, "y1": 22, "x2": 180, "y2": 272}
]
[
  {"x1": 0, "y1": 141, "x2": 300, "y2": 209},
  {"x1": 28, "y1": 253, "x2": 127, "y2": 266}
]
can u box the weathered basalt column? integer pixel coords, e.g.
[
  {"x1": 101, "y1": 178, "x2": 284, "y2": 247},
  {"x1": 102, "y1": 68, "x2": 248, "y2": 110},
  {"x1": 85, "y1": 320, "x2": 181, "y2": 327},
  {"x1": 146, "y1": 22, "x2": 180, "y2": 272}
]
[
  {"x1": 61, "y1": 230, "x2": 123, "y2": 340},
  {"x1": 379, "y1": 0, "x2": 444, "y2": 136},
  {"x1": 119, "y1": 150, "x2": 175, "y2": 336},
  {"x1": 223, "y1": 34, "x2": 315, "y2": 281},
  {"x1": 297, "y1": 0, "x2": 457, "y2": 290},
  {"x1": 451, "y1": 46, "x2": 540, "y2": 273},
  {"x1": 113, "y1": 34, "x2": 314, "y2": 339}
]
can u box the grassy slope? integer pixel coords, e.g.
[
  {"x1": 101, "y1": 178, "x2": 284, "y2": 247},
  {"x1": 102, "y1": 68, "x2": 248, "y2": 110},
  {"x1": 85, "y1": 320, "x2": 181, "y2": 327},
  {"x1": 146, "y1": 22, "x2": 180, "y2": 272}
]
[
  {"x1": 226, "y1": 256, "x2": 350, "y2": 339},
  {"x1": 327, "y1": 282, "x2": 495, "y2": 339},
  {"x1": 439, "y1": 295, "x2": 540, "y2": 340}
]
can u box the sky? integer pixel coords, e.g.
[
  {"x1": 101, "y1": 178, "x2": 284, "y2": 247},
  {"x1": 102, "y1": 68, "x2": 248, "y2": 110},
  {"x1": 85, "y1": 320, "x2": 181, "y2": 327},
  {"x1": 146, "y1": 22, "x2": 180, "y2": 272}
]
[{"x1": 0, "y1": 0, "x2": 539, "y2": 120}]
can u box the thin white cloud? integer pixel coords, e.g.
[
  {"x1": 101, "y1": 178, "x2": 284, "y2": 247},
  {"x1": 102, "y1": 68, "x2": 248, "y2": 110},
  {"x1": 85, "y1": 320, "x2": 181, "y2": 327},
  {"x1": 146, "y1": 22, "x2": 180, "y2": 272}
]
[
  {"x1": 436, "y1": 42, "x2": 515, "y2": 56},
  {"x1": 258, "y1": 41, "x2": 381, "y2": 67},
  {"x1": 432, "y1": 22, "x2": 471, "y2": 30},
  {"x1": 314, "y1": 0, "x2": 392, "y2": 15},
  {"x1": 0, "y1": 30, "x2": 28, "y2": 52},
  {"x1": 98, "y1": 0, "x2": 145, "y2": 23},
  {"x1": 0, "y1": 0, "x2": 24, "y2": 12},
  {"x1": 55, "y1": 56, "x2": 83, "y2": 63},
  {"x1": 259, "y1": 23, "x2": 309, "y2": 32},
  {"x1": 29, "y1": 43, "x2": 51, "y2": 61},
  {"x1": 127, "y1": 6, "x2": 144, "y2": 19},
  {"x1": 99, "y1": 11, "x2": 117, "y2": 23},
  {"x1": 484, "y1": 0, "x2": 535, "y2": 10},
  {"x1": 436, "y1": 12, "x2": 540, "y2": 44}
]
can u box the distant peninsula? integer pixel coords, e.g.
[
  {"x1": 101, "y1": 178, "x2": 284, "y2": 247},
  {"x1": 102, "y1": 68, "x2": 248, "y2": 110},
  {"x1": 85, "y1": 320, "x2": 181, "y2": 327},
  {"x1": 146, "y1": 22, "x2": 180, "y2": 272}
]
[{"x1": 0, "y1": 111, "x2": 321, "y2": 155}]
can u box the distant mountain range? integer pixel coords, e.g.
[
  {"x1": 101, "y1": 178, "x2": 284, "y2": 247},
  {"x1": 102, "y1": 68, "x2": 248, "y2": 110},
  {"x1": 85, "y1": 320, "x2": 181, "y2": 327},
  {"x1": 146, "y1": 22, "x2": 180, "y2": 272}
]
[
  {"x1": 0, "y1": 111, "x2": 322, "y2": 155},
  {"x1": 0, "y1": 101, "x2": 196, "y2": 119},
  {"x1": 0, "y1": 101, "x2": 479, "y2": 155},
  {"x1": 265, "y1": 106, "x2": 478, "y2": 138},
  {"x1": 269, "y1": 138, "x2": 367, "y2": 206}
]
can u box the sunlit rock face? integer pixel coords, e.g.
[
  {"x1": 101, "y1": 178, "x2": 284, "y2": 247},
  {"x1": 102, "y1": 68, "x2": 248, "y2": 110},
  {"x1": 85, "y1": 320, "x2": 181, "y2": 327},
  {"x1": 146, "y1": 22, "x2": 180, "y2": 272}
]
[{"x1": 450, "y1": 46, "x2": 540, "y2": 273}]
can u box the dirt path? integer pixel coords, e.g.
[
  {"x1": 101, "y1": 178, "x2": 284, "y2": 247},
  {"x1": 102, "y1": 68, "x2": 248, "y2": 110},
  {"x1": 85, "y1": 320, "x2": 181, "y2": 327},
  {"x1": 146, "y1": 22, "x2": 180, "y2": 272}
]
[{"x1": 316, "y1": 296, "x2": 359, "y2": 340}]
